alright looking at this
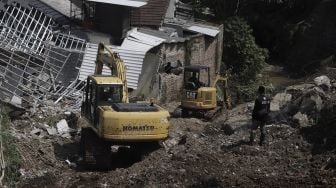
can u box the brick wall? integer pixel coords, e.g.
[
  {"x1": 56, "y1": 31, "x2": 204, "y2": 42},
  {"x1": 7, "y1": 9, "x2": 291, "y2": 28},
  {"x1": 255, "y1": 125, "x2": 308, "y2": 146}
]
[
  {"x1": 159, "y1": 73, "x2": 184, "y2": 102},
  {"x1": 147, "y1": 26, "x2": 224, "y2": 103}
]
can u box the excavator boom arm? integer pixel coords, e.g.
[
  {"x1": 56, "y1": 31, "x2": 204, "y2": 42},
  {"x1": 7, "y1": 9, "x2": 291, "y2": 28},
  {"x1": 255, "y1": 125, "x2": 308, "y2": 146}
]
[{"x1": 95, "y1": 43, "x2": 128, "y2": 102}]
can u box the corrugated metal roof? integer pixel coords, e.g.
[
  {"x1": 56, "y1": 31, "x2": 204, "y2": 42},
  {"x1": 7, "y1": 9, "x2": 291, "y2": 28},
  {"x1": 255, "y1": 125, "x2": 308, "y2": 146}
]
[
  {"x1": 79, "y1": 29, "x2": 166, "y2": 89},
  {"x1": 186, "y1": 25, "x2": 219, "y2": 37},
  {"x1": 87, "y1": 0, "x2": 148, "y2": 7},
  {"x1": 164, "y1": 18, "x2": 220, "y2": 37},
  {"x1": 131, "y1": 0, "x2": 170, "y2": 28}
]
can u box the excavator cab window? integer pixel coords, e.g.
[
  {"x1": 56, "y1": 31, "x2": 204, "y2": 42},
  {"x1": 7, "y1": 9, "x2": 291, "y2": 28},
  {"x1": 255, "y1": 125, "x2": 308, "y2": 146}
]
[
  {"x1": 184, "y1": 66, "x2": 210, "y2": 90},
  {"x1": 97, "y1": 84, "x2": 123, "y2": 105}
]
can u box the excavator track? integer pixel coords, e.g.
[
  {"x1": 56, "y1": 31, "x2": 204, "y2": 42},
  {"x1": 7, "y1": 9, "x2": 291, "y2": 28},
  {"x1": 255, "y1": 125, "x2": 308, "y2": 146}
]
[
  {"x1": 204, "y1": 102, "x2": 228, "y2": 121},
  {"x1": 80, "y1": 128, "x2": 111, "y2": 169},
  {"x1": 178, "y1": 103, "x2": 228, "y2": 121}
]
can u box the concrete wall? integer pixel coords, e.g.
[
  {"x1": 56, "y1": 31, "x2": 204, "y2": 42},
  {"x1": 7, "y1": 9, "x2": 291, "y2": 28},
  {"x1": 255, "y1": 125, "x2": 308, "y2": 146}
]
[
  {"x1": 165, "y1": 0, "x2": 176, "y2": 19},
  {"x1": 156, "y1": 30, "x2": 223, "y2": 103},
  {"x1": 133, "y1": 26, "x2": 224, "y2": 103},
  {"x1": 131, "y1": 51, "x2": 160, "y2": 100}
]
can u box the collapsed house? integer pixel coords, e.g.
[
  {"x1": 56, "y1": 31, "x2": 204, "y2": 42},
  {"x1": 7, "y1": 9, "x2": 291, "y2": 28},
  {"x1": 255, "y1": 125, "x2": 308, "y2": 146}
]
[{"x1": 0, "y1": 0, "x2": 223, "y2": 110}]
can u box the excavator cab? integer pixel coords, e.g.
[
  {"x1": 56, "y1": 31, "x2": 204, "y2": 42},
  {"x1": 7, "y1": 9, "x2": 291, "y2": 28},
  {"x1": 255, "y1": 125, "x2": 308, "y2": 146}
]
[
  {"x1": 184, "y1": 66, "x2": 210, "y2": 90},
  {"x1": 181, "y1": 65, "x2": 230, "y2": 120},
  {"x1": 181, "y1": 66, "x2": 217, "y2": 116},
  {"x1": 82, "y1": 75, "x2": 124, "y2": 126}
]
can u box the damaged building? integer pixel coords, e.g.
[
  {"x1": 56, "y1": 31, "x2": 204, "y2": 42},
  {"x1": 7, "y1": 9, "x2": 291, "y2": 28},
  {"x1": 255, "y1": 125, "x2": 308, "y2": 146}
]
[{"x1": 0, "y1": 0, "x2": 223, "y2": 109}]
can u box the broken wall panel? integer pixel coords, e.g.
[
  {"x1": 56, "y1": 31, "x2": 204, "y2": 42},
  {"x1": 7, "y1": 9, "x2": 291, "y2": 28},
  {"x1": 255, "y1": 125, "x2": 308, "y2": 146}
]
[
  {"x1": 0, "y1": 4, "x2": 55, "y2": 55},
  {"x1": 0, "y1": 2, "x2": 87, "y2": 109}
]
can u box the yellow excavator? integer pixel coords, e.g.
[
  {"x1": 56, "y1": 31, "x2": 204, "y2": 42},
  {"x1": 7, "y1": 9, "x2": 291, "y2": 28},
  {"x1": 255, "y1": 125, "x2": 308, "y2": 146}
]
[
  {"x1": 80, "y1": 43, "x2": 170, "y2": 168},
  {"x1": 180, "y1": 65, "x2": 231, "y2": 120}
]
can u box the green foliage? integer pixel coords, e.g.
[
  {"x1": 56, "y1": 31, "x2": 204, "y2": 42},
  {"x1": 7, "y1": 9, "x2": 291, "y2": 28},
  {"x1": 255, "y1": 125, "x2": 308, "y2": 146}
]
[
  {"x1": 0, "y1": 112, "x2": 21, "y2": 187},
  {"x1": 223, "y1": 17, "x2": 268, "y2": 84},
  {"x1": 229, "y1": 75, "x2": 274, "y2": 103}
]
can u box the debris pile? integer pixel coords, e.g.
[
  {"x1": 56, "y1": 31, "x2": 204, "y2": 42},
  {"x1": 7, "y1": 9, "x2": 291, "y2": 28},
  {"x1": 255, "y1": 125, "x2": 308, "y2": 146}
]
[
  {"x1": 1, "y1": 74, "x2": 335, "y2": 187},
  {"x1": 268, "y1": 75, "x2": 336, "y2": 127}
]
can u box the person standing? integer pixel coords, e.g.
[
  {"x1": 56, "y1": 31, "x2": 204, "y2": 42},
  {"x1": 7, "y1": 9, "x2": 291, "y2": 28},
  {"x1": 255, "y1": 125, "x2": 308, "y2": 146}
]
[{"x1": 250, "y1": 86, "x2": 271, "y2": 145}]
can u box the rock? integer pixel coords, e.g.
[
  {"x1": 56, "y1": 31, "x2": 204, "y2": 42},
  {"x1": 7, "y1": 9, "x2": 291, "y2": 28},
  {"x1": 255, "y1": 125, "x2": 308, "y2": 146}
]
[
  {"x1": 309, "y1": 94, "x2": 323, "y2": 111},
  {"x1": 46, "y1": 127, "x2": 57, "y2": 135},
  {"x1": 163, "y1": 134, "x2": 187, "y2": 150},
  {"x1": 271, "y1": 93, "x2": 292, "y2": 111},
  {"x1": 270, "y1": 102, "x2": 280, "y2": 112},
  {"x1": 293, "y1": 112, "x2": 311, "y2": 127},
  {"x1": 30, "y1": 128, "x2": 42, "y2": 136},
  {"x1": 299, "y1": 87, "x2": 325, "y2": 117},
  {"x1": 286, "y1": 84, "x2": 315, "y2": 93},
  {"x1": 56, "y1": 119, "x2": 71, "y2": 138},
  {"x1": 314, "y1": 75, "x2": 331, "y2": 90},
  {"x1": 286, "y1": 84, "x2": 315, "y2": 99}
]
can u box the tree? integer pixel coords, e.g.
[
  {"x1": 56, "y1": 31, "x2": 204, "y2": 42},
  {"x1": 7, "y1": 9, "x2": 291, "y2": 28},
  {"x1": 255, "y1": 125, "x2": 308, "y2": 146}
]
[{"x1": 223, "y1": 17, "x2": 268, "y2": 84}]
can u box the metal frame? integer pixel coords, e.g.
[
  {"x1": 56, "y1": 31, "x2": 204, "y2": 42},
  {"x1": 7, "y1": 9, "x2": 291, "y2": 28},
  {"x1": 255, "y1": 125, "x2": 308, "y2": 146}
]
[{"x1": 0, "y1": 2, "x2": 87, "y2": 110}]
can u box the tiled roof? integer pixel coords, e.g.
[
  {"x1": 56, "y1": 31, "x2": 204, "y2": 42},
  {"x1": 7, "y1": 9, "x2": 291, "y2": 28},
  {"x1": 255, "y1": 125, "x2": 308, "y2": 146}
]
[{"x1": 131, "y1": 0, "x2": 170, "y2": 28}]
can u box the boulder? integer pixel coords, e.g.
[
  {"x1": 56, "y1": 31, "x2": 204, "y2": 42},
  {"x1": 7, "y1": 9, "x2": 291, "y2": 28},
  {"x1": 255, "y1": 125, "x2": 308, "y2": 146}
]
[
  {"x1": 293, "y1": 112, "x2": 311, "y2": 127},
  {"x1": 299, "y1": 87, "x2": 325, "y2": 117},
  {"x1": 271, "y1": 93, "x2": 292, "y2": 111},
  {"x1": 314, "y1": 75, "x2": 331, "y2": 90},
  {"x1": 286, "y1": 84, "x2": 315, "y2": 100}
]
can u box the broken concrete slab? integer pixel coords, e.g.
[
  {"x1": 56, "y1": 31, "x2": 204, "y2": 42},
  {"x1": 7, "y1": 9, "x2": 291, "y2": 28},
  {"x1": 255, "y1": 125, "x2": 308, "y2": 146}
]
[
  {"x1": 56, "y1": 119, "x2": 69, "y2": 134},
  {"x1": 56, "y1": 119, "x2": 71, "y2": 138}
]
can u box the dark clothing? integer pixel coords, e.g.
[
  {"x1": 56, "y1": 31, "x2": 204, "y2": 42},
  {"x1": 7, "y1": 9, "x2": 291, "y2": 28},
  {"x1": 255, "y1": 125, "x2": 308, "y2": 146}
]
[
  {"x1": 250, "y1": 119, "x2": 266, "y2": 145},
  {"x1": 250, "y1": 94, "x2": 271, "y2": 145},
  {"x1": 187, "y1": 76, "x2": 201, "y2": 89},
  {"x1": 252, "y1": 95, "x2": 271, "y2": 121}
]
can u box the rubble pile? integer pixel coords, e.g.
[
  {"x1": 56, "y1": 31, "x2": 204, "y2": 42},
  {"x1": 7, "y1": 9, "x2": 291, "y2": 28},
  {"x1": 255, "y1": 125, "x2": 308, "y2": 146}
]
[
  {"x1": 269, "y1": 75, "x2": 336, "y2": 128},
  {"x1": 2, "y1": 75, "x2": 333, "y2": 187}
]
